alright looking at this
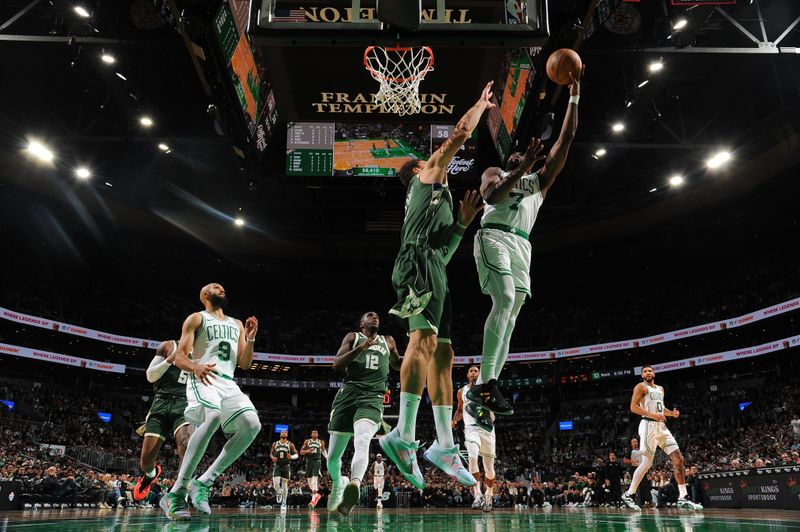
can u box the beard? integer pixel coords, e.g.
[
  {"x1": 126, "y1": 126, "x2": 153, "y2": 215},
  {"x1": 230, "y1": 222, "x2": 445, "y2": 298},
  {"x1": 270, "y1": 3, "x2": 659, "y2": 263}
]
[
  {"x1": 643, "y1": 375, "x2": 654, "y2": 382},
  {"x1": 209, "y1": 293, "x2": 228, "y2": 309}
]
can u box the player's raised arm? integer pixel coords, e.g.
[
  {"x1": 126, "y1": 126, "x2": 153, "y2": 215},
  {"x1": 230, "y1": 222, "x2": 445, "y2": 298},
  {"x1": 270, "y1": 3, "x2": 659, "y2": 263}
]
[
  {"x1": 423, "y1": 81, "x2": 496, "y2": 183},
  {"x1": 384, "y1": 335, "x2": 402, "y2": 371},
  {"x1": 534, "y1": 69, "x2": 581, "y2": 198},
  {"x1": 441, "y1": 190, "x2": 484, "y2": 265},
  {"x1": 300, "y1": 439, "x2": 311, "y2": 456},
  {"x1": 174, "y1": 313, "x2": 216, "y2": 385},
  {"x1": 237, "y1": 316, "x2": 259, "y2": 370},
  {"x1": 451, "y1": 388, "x2": 465, "y2": 428},
  {"x1": 333, "y1": 332, "x2": 369, "y2": 372},
  {"x1": 480, "y1": 138, "x2": 546, "y2": 204}
]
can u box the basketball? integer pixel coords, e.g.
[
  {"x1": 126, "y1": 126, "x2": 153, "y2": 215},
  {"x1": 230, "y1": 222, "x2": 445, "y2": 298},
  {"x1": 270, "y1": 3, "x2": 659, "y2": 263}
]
[{"x1": 546, "y1": 48, "x2": 582, "y2": 86}]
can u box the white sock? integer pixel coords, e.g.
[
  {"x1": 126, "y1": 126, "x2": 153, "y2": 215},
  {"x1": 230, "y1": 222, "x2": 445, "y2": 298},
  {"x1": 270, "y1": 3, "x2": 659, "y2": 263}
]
[
  {"x1": 485, "y1": 485, "x2": 493, "y2": 500},
  {"x1": 627, "y1": 453, "x2": 653, "y2": 495},
  {"x1": 145, "y1": 467, "x2": 157, "y2": 478},
  {"x1": 397, "y1": 392, "x2": 421, "y2": 442},
  {"x1": 472, "y1": 483, "x2": 482, "y2": 498},
  {"x1": 310, "y1": 477, "x2": 318, "y2": 493},
  {"x1": 433, "y1": 405, "x2": 454, "y2": 448},
  {"x1": 351, "y1": 420, "x2": 378, "y2": 482},
  {"x1": 678, "y1": 484, "x2": 687, "y2": 498}
]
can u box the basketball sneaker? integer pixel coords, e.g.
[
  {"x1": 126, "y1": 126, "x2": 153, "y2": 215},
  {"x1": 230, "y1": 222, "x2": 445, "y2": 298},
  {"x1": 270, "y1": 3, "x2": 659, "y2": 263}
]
[
  {"x1": 379, "y1": 429, "x2": 424, "y2": 489},
  {"x1": 160, "y1": 491, "x2": 191, "y2": 521},
  {"x1": 465, "y1": 402, "x2": 494, "y2": 432},
  {"x1": 466, "y1": 379, "x2": 513, "y2": 416},
  {"x1": 336, "y1": 480, "x2": 361, "y2": 516},
  {"x1": 482, "y1": 499, "x2": 493, "y2": 513},
  {"x1": 133, "y1": 464, "x2": 162, "y2": 501},
  {"x1": 189, "y1": 478, "x2": 212, "y2": 515},
  {"x1": 327, "y1": 476, "x2": 349, "y2": 512},
  {"x1": 423, "y1": 441, "x2": 477, "y2": 486},
  {"x1": 621, "y1": 492, "x2": 641, "y2": 511},
  {"x1": 309, "y1": 492, "x2": 322, "y2": 508},
  {"x1": 376, "y1": 500, "x2": 383, "y2": 509},
  {"x1": 471, "y1": 494, "x2": 485, "y2": 509},
  {"x1": 677, "y1": 497, "x2": 703, "y2": 510}
]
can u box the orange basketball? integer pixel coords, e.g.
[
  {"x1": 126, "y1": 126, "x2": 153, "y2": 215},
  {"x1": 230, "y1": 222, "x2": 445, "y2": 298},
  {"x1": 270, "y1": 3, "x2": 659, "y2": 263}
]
[{"x1": 546, "y1": 48, "x2": 582, "y2": 86}]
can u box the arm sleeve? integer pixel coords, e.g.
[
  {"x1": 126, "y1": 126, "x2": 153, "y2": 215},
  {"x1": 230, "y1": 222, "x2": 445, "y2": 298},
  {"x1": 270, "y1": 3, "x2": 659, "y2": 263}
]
[
  {"x1": 440, "y1": 222, "x2": 466, "y2": 265},
  {"x1": 146, "y1": 356, "x2": 171, "y2": 383}
]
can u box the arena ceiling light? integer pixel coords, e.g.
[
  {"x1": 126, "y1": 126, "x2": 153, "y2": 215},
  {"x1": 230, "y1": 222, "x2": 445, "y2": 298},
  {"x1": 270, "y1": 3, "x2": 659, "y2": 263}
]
[
  {"x1": 592, "y1": 148, "x2": 607, "y2": 160},
  {"x1": 706, "y1": 151, "x2": 731, "y2": 169},
  {"x1": 73, "y1": 5, "x2": 90, "y2": 18},
  {"x1": 234, "y1": 217, "x2": 245, "y2": 227},
  {"x1": 100, "y1": 53, "x2": 115, "y2": 64},
  {"x1": 139, "y1": 116, "x2": 154, "y2": 127},
  {"x1": 649, "y1": 187, "x2": 658, "y2": 193},
  {"x1": 26, "y1": 139, "x2": 54, "y2": 162},
  {"x1": 669, "y1": 175, "x2": 684, "y2": 187},
  {"x1": 115, "y1": 72, "x2": 127, "y2": 81},
  {"x1": 611, "y1": 122, "x2": 625, "y2": 133},
  {"x1": 158, "y1": 143, "x2": 170, "y2": 151},
  {"x1": 648, "y1": 60, "x2": 664, "y2": 73},
  {"x1": 674, "y1": 19, "x2": 688, "y2": 30},
  {"x1": 638, "y1": 80, "x2": 649, "y2": 88},
  {"x1": 75, "y1": 167, "x2": 91, "y2": 180}
]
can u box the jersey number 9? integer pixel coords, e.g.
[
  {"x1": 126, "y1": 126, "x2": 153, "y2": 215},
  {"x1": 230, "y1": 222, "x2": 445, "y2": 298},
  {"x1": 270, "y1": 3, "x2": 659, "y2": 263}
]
[{"x1": 218, "y1": 341, "x2": 231, "y2": 361}]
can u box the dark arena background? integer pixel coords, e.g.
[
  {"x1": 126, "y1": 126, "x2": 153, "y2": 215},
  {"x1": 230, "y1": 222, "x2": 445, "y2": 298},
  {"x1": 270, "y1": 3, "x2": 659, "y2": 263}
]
[{"x1": 1, "y1": 0, "x2": 799, "y2": 530}]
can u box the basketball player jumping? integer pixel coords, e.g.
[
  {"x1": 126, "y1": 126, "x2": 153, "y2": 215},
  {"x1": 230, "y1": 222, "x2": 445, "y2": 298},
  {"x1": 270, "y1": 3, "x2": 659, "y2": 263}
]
[
  {"x1": 160, "y1": 283, "x2": 261, "y2": 521},
  {"x1": 452, "y1": 365, "x2": 497, "y2": 512},
  {"x1": 271, "y1": 430, "x2": 299, "y2": 510},
  {"x1": 621, "y1": 365, "x2": 703, "y2": 511},
  {"x1": 373, "y1": 454, "x2": 386, "y2": 509},
  {"x1": 133, "y1": 340, "x2": 195, "y2": 502},
  {"x1": 299, "y1": 429, "x2": 327, "y2": 508},
  {"x1": 468, "y1": 71, "x2": 581, "y2": 415},
  {"x1": 327, "y1": 311, "x2": 400, "y2": 516},
  {"x1": 381, "y1": 82, "x2": 494, "y2": 489}
]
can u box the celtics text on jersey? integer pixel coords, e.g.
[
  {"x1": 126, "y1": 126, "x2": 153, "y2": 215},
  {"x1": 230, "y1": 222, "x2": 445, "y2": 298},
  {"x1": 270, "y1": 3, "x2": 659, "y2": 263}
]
[{"x1": 193, "y1": 311, "x2": 241, "y2": 378}]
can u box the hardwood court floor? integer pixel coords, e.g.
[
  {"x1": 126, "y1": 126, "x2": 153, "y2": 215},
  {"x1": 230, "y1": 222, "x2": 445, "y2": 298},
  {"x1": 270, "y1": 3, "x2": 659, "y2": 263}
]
[{"x1": 1, "y1": 506, "x2": 799, "y2": 531}]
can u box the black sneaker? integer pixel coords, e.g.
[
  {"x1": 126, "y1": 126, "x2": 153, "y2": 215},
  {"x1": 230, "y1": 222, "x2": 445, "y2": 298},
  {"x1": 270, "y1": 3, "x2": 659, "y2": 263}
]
[
  {"x1": 466, "y1": 379, "x2": 514, "y2": 416},
  {"x1": 466, "y1": 402, "x2": 494, "y2": 432}
]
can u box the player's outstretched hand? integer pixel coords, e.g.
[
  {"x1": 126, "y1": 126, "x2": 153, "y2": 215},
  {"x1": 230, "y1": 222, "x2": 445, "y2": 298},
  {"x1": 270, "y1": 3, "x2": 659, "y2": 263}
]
[
  {"x1": 568, "y1": 65, "x2": 584, "y2": 97},
  {"x1": 244, "y1": 316, "x2": 259, "y2": 340},
  {"x1": 193, "y1": 362, "x2": 217, "y2": 385},
  {"x1": 457, "y1": 189, "x2": 484, "y2": 227},
  {"x1": 653, "y1": 413, "x2": 667, "y2": 422},
  {"x1": 480, "y1": 81, "x2": 496, "y2": 109},
  {"x1": 671, "y1": 408, "x2": 680, "y2": 419},
  {"x1": 522, "y1": 138, "x2": 547, "y2": 165}
]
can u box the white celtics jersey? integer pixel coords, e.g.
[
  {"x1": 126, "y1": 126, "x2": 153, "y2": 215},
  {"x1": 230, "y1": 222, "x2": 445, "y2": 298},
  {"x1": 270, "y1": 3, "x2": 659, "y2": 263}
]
[
  {"x1": 481, "y1": 172, "x2": 544, "y2": 234},
  {"x1": 640, "y1": 383, "x2": 666, "y2": 419},
  {"x1": 193, "y1": 311, "x2": 240, "y2": 378},
  {"x1": 374, "y1": 461, "x2": 385, "y2": 477}
]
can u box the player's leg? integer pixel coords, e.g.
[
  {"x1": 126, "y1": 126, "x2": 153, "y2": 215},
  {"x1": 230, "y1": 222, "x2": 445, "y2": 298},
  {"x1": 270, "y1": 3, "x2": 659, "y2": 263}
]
[
  {"x1": 465, "y1": 435, "x2": 483, "y2": 507},
  {"x1": 481, "y1": 455, "x2": 496, "y2": 512},
  {"x1": 134, "y1": 435, "x2": 163, "y2": 501},
  {"x1": 494, "y1": 291, "x2": 527, "y2": 381},
  {"x1": 326, "y1": 432, "x2": 351, "y2": 511},
  {"x1": 665, "y1": 436, "x2": 701, "y2": 509},
  {"x1": 175, "y1": 423, "x2": 194, "y2": 464},
  {"x1": 623, "y1": 422, "x2": 652, "y2": 510},
  {"x1": 338, "y1": 418, "x2": 380, "y2": 515}
]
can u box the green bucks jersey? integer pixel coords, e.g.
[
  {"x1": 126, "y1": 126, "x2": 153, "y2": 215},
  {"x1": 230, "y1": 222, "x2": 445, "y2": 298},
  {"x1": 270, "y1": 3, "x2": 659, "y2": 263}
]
[
  {"x1": 343, "y1": 333, "x2": 390, "y2": 394},
  {"x1": 193, "y1": 311, "x2": 240, "y2": 379},
  {"x1": 151, "y1": 341, "x2": 190, "y2": 397},
  {"x1": 306, "y1": 439, "x2": 322, "y2": 462},
  {"x1": 274, "y1": 440, "x2": 292, "y2": 466},
  {"x1": 481, "y1": 173, "x2": 543, "y2": 234},
  {"x1": 400, "y1": 176, "x2": 454, "y2": 251}
]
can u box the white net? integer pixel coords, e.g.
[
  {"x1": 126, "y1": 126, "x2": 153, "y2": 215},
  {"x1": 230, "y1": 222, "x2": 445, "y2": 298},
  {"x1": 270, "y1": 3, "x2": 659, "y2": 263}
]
[{"x1": 364, "y1": 46, "x2": 434, "y2": 117}]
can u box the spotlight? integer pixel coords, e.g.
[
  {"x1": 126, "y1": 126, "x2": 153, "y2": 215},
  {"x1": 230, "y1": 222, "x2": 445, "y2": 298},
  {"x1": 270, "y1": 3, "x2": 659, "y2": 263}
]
[
  {"x1": 115, "y1": 72, "x2": 127, "y2": 81},
  {"x1": 234, "y1": 218, "x2": 245, "y2": 227},
  {"x1": 611, "y1": 122, "x2": 625, "y2": 133},
  {"x1": 27, "y1": 140, "x2": 54, "y2": 162},
  {"x1": 75, "y1": 167, "x2": 91, "y2": 179},
  {"x1": 706, "y1": 151, "x2": 731, "y2": 169},
  {"x1": 626, "y1": 100, "x2": 633, "y2": 108},
  {"x1": 595, "y1": 148, "x2": 607, "y2": 157},
  {"x1": 638, "y1": 80, "x2": 649, "y2": 88},
  {"x1": 648, "y1": 61, "x2": 664, "y2": 73},
  {"x1": 74, "y1": 5, "x2": 90, "y2": 18},
  {"x1": 669, "y1": 175, "x2": 684, "y2": 187},
  {"x1": 139, "y1": 116, "x2": 154, "y2": 127},
  {"x1": 104, "y1": 182, "x2": 113, "y2": 187},
  {"x1": 158, "y1": 143, "x2": 170, "y2": 151},
  {"x1": 649, "y1": 188, "x2": 658, "y2": 193},
  {"x1": 674, "y1": 19, "x2": 688, "y2": 30},
  {"x1": 100, "y1": 53, "x2": 115, "y2": 64}
]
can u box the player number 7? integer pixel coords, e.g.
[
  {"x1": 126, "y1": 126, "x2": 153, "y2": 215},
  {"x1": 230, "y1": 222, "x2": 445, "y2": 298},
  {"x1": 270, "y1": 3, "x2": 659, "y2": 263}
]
[{"x1": 509, "y1": 192, "x2": 524, "y2": 211}]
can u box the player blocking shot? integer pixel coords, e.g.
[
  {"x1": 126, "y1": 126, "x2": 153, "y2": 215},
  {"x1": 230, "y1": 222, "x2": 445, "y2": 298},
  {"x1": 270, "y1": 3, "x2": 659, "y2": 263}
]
[
  {"x1": 381, "y1": 82, "x2": 495, "y2": 490},
  {"x1": 327, "y1": 312, "x2": 401, "y2": 516},
  {"x1": 160, "y1": 283, "x2": 262, "y2": 521},
  {"x1": 271, "y1": 431, "x2": 299, "y2": 510},
  {"x1": 468, "y1": 70, "x2": 582, "y2": 416},
  {"x1": 300, "y1": 430, "x2": 327, "y2": 508},
  {"x1": 133, "y1": 340, "x2": 195, "y2": 503},
  {"x1": 373, "y1": 454, "x2": 386, "y2": 509},
  {"x1": 452, "y1": 366, "x2": 497, "y2": 512},
  {"x1": 621, "y1": 366, "x2": 703, "y2": 511}
]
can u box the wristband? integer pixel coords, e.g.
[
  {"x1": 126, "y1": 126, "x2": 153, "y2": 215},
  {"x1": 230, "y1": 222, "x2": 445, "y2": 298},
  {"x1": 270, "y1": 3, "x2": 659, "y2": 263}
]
[
  {"x1": 247, "y1": 337, "x2": 255, "y2": 343},
  {"x1": 457, "y1": 222, "x2": 468, "y2": 230},
  {"x1": 569, "y1": 95, "x2": 580, "y2": 105}
]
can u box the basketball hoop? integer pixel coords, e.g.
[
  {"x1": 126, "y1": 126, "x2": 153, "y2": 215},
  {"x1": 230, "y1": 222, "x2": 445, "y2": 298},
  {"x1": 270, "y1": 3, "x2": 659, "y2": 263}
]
[{"x1": 364, "y1": 46, "x2": 434, "y2": 117}]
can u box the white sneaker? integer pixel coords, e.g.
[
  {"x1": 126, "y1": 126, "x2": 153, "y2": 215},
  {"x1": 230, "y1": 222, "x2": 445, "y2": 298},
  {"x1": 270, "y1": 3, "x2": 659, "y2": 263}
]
[
  {"x1": 678, "y1": 498, "x2": 703, "y2": 510},
  {"x1": 423, "y1": 441, "x2": 476, "y2": 486},
  {"x1": 327, "y1": 476, "x2": 349, "y2": 511},
  {"x1": 621, "y1": 492, "x2": 641, "y2": 511},
  {"x1": 376, "y1": 501, "x2": 383, "y2": 509},
  {"x1": 336, "y1": 480, "x2": 360, "y2": 516},
  {"x1": 189, "y1": 479, "x2": 212, "y2": 515},
  {"x1": 472, "y1": 495, "x2": 485, "y2": 509}
]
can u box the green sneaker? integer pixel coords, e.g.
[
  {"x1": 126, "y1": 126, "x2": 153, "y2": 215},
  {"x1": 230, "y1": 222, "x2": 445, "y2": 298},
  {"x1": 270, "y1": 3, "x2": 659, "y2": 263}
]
[
  {"x1": 190, "y1": 479, "x2": 212, "y2": 515},
  {"x1": 160, "y1": 491, "x2": 191, "y2": 521}
]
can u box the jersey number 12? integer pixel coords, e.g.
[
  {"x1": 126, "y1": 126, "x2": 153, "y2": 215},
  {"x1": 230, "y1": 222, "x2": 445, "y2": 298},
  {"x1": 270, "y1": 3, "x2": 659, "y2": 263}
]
[{"x1": 365, "y1": 354, "x2": 379, "y2": 370}]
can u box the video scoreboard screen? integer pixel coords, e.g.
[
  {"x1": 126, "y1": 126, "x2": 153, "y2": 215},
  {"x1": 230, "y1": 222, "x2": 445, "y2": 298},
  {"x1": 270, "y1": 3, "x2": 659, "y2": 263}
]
[
  {"x1": 286, "y1": 122, "x2": 477, "y2": 177},
  {"x1": 487, "y1": 48, "x2": 537, "y2": 161}
]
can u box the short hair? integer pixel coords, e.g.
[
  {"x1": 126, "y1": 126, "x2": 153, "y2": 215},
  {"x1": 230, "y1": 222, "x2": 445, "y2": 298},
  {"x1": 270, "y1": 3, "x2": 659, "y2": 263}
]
[
  {"x1": 641, "y1": 365, "x2": 653, "y2": 372},
  {"x1": 398, "y1": 159, "x2": 422, "y2": 187},
  {"x1": 468, "y1": 365, "x2": 479, "y2": 373}
]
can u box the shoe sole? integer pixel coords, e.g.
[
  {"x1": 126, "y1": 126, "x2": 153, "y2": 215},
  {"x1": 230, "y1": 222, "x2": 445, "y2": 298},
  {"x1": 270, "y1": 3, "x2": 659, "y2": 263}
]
[
  {"x1": 336, "y1": 483, "x2": 360, "y2": 516},
  {"x1": 160, "y1": 497, "x2": 191, "y2": 522},
  {"x1": 379, "y1": 436, "x2": 424, "y2": 490}
]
